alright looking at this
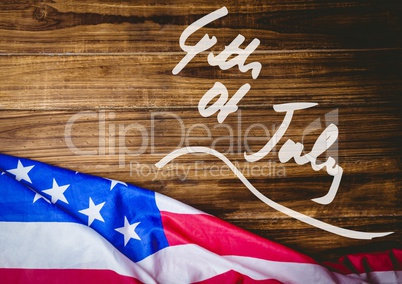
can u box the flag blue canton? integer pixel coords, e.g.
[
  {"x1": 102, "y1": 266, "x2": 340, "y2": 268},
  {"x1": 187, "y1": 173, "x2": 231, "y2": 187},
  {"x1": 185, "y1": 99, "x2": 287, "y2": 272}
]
[{"x1": 0, "y1": 154, "x2": 169, "y2": 262}]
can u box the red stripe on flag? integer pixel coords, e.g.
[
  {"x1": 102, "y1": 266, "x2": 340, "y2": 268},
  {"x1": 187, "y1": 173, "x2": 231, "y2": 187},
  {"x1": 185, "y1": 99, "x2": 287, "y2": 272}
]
[
  {"x1": 194, "y1": 269, "x2": 284, "y2": 284},
  {"x1": 161, "y1": 211, "x2": 316, "y2": 264},
  {"x1": 0, "y1": 268, "x2": 142, "y2": 284},
  {"x1": 323, "y1": 249, "x2": 402, "y2": 274}
]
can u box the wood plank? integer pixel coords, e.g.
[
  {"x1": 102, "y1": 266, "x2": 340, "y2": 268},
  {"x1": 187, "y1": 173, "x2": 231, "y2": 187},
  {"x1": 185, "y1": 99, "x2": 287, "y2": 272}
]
[
  {"x1": 0, "y1": 50, "x2": 401, "y2": 110},
  {"x1": 0, "y1": 0, "x2": 401, "y2": 53}
]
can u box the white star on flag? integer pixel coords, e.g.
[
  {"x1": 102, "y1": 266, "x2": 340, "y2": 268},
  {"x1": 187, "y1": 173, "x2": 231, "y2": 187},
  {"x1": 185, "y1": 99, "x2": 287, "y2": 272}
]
[
  {"x1": 106, "y1": 178, "x2": 127, "y2": 191},
  {"x1": 79, "y1": 198, "x2": 106, "y2": 226},
  {"x1": 115, "y1": 217, "x2": 141, "y2": 246},
  {"x1": 33, "y1": 193, "x2": 51, "y2": 204},
  {"x1": 26, "y1": 185, "x2": 51, "y2": 204},
  {"x1": 42, "y1": 178, "x2": 70, "y2": 204},
  {"x1": 7, "y1": 160, "x2": 34, "y2": 183}
]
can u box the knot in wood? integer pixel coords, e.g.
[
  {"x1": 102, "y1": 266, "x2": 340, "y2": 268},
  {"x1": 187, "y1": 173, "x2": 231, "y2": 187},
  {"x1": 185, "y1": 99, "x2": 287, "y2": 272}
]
[{"x1": 33, "y1": 7, "x2": 47, "y2": 21}]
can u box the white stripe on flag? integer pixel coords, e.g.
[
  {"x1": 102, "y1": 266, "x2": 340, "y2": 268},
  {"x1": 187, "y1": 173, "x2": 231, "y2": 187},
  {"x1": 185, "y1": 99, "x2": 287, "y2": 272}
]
[
  {"x1": 155, "y1": 193, "x2": 205, "y2": 214},
  {"x1": 0, "y1": 221, "x2": 372, "y2": 284},
  {"x1": 137, "y1": 245, "x2": 363, "y2": 284},
  {"x1": 0, "y1": 222, "x2": 156, "y2": 283},
  {"x1": 350, "y1": 271, "x2": 402, "y2": 284}
]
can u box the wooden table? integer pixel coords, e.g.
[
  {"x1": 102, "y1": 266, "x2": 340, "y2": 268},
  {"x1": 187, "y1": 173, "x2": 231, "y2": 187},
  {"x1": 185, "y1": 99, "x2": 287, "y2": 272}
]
[{"x1": 0, "y1": 0, "x2": 401, "y2": 261}]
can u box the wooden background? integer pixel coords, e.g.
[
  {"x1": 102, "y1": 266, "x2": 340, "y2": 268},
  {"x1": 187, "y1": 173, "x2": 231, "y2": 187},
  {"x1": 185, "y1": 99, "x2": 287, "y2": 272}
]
[{"x1": 0, "y1": 0, "x2": 401, "y2": 261}]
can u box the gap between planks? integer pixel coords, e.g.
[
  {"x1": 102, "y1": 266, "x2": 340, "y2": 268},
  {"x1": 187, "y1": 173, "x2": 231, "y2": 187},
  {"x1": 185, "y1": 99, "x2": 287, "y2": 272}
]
[{"x1": 1, "y1": 48, "x2": 402, "y2": 57}]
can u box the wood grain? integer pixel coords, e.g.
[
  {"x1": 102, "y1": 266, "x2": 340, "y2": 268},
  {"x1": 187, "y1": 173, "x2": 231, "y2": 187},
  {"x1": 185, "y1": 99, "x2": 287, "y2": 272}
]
[
  {"x1": 0, "y1": 50, "x2": 401, "y2": 110},
  {"x1": 0, "y1": 0, "x2": 401, "y2": 53},
  {"x1": 0, "y1": 0, "x2": 401, "y2": 261}
]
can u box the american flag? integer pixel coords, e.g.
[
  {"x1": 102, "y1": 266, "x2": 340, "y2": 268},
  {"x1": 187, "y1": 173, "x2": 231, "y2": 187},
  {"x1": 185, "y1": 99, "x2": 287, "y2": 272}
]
[{"x1": 0, "y1": 153, "x2": 400, "y2": 283}]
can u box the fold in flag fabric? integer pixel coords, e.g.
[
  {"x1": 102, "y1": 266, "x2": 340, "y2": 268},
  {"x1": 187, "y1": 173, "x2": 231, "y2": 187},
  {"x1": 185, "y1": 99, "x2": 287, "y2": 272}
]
[{"x1": 0, "y1": 154, "x2": 401, "y2": 284}]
